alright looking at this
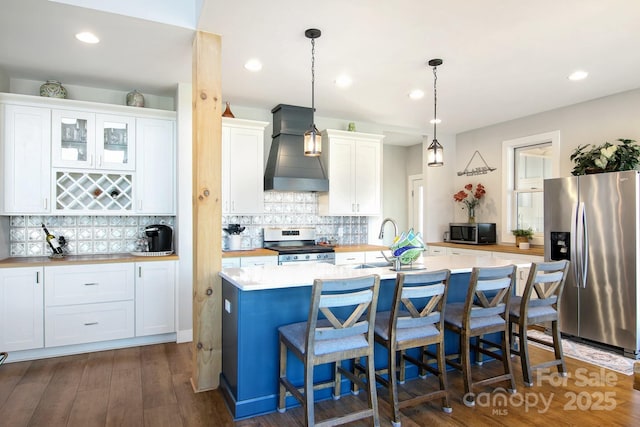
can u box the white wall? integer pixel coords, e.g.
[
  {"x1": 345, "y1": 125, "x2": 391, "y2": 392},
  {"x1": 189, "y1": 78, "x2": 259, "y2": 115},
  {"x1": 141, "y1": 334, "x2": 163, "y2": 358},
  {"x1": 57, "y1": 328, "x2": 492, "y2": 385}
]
[
  {"x1": 423, "y1": 133, "x2": 457, "y2": 243},
  {"x1": 176, "y1": 82, "x2": 193, "y2": 342},
  {"x1": 0, "y1": 68, "x2": 9, "y2": 92},
  {"x1": 455, "y1": 87, "x2": 640, "y2": 241},
  {"x1": 380, "y1": 145, "x2": 408, "y2": 244}
]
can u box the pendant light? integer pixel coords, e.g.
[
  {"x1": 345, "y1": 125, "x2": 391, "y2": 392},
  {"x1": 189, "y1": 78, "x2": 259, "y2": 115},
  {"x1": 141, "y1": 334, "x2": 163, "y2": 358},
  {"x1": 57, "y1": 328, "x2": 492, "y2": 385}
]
[
  {"x1": 304, "y1": 28, "x2": 322, "y2": 157},
  {"x1": 427, "y1": 58, "x2": 444, "y2": 167}
]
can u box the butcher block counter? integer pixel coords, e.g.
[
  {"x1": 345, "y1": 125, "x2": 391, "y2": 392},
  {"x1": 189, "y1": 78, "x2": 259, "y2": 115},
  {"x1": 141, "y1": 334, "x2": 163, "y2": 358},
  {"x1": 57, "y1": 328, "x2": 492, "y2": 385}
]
[{"x1": 0, "y1": 253, "x2": 179, "y2": 267}]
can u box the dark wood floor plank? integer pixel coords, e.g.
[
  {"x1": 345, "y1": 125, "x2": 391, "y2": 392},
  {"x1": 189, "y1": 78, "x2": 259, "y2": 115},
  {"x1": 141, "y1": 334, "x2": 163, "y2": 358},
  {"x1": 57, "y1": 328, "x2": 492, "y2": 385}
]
[
  {"x1": 165, "y1": 341, "x2": 192, "y2": 376},
  {"x1": 78, "y1": 350, "x2": 114, "y2": 392},
  {"x1": 144, "y1": 404, "x2": 184, "y2": 427},
  {"x1": 27, "y1": 355, "x2": 86, "y2": 427},
  {"x1": 0, "y1": 359, "x2": 31, "y2": 407},
  {"x1": 140, "y1": 344, "x2": 178, "y2": 409},
  {"x1": 67, "y1": 388, "x2": 109, "y2": 427},
  {"x1": 172, "y1": 372, "x2": 232, "y2": 427},
  {"x1": 105, "y1": 367, "x2": 143, "y2": 427},
  {"x1": 112, "y1": 346, "x2": 141, "y2": 372},
  {"x1": 1, "y1": 341, "x2": 640, "y2": 426},
  {"x1": 0, "y1": 381, "x2": 49, "y2": 427}
]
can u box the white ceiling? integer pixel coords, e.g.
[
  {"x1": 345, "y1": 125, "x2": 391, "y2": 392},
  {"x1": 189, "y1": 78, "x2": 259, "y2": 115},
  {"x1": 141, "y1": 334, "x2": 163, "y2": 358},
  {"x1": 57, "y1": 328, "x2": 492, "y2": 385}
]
[{"x1": 2, "y1": 0, "x2": 640, "y2": 145}]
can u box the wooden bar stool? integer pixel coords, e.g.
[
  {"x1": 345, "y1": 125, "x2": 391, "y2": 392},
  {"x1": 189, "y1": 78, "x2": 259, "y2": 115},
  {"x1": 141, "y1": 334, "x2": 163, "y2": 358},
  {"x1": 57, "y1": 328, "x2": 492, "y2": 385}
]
[
  {"x1": 444, "y1": 265, "x2": 517, "y2": 406},
  {"x1": 277, "y1": 274, "x2": 381, "y2": 427},
  {"x1": 357, "y1": 269, "x2": 452, "y2": 427},
  {"x1": 508, "y1": 260, "x2": 570, "y2": 386}
]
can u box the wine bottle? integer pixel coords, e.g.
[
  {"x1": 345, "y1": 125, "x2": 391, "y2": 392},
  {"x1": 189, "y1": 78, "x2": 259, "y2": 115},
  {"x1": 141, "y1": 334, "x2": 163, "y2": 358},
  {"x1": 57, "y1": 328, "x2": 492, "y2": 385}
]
[{"x1": 41, "y1": 223, "x2": 63, "y2": 255}]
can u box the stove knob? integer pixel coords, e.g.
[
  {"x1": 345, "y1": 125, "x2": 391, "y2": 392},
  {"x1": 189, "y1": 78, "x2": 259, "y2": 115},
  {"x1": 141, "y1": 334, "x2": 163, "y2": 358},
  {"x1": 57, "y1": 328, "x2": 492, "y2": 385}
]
[
  {"x1": 305, "y1": 254, "x2": 310, "y2": 260},
  {"x1": 293, "y1": 255, "x2": 298, "y2": 260}
]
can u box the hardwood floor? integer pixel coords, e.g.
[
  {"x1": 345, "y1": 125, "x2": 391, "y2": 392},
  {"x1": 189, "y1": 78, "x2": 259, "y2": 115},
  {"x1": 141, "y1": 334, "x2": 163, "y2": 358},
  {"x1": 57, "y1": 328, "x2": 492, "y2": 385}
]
[{"x1": 1, "y1": 342, "x2": 639, "y2": 426}]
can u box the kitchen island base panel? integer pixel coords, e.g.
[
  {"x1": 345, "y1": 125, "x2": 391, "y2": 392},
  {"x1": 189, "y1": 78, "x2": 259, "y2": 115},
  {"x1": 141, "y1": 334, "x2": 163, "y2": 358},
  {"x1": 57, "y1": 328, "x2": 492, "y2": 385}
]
[{"x1": 221, "y1": 272, "x2": 504, "y2": 419}]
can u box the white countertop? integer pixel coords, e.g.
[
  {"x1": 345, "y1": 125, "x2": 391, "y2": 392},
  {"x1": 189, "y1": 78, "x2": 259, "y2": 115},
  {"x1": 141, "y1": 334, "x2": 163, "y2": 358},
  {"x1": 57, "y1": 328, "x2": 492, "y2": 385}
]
[{"x1": 219, "y1": 255, "x2": 531, "y2": 291}]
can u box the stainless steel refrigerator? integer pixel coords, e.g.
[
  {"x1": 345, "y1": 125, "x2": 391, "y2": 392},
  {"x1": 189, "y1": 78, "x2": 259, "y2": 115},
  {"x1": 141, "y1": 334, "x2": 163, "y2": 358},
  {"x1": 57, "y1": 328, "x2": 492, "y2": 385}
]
[{"x1": 544, "y1": 170, "x2": 639, "y2": 358}]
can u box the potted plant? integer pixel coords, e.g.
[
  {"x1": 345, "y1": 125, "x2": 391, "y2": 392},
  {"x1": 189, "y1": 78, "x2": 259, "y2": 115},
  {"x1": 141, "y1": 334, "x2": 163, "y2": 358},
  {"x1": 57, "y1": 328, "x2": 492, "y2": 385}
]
[
  {"x1": 511, "y1": 228, "x2": 534, "y2": 247},
  {"x1": 224, "y1": 224, "x2": 245, "y2": 251},
  {"x1": 570, "y1": 138, "x2": 640, "y2": 176}
]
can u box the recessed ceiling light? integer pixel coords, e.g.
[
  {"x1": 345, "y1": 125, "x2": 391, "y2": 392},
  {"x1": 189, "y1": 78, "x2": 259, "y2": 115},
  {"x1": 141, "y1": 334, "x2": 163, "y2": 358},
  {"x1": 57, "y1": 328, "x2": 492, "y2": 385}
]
[
  {"x1": 568, "y1": 70, "x2": 588, "y2": 81},
  {"x1": 408, "y1": 89, "x2": 424, "y2": 100},
  {"x1": 244, "y1": 59, "x2": 262, "y2": 72},
  {"x1": 75, "y1": 32, "x2": 100, "y2": 44},
  {"x1": 430, "y1": 118, "x2": 441, "y2": 124},
  {"x1": 334, "y1": 74, "x2": 352, "y2": 88}
]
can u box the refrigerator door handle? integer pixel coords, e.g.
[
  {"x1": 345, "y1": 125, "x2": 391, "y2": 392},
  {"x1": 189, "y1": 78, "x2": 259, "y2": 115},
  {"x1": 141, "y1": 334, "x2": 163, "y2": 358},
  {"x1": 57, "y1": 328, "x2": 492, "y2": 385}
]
[
  {"x1": 570, "y1": 201, "x2": 581, "y2": 286},
  {"x1": 579, "y1": 201, "x2": 588, "y2": 288}
]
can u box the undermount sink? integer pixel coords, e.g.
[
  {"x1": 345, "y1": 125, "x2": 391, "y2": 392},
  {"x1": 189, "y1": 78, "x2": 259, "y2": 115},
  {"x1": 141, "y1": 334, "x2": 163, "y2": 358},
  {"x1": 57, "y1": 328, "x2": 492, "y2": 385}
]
[
  {"x1": 351, "y1": 261, "x2": 393, "y2": 269},
  {"x1": 350, "y1": 262, "x2": 427, "y2": 272}
]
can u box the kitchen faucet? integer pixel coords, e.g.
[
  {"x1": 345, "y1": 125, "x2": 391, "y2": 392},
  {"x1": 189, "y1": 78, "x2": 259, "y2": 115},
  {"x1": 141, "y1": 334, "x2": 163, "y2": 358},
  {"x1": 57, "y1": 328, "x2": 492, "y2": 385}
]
[
  {"x1": 378, "y1": 218, "x2": 399, "y2": 267},
  {"x1": 378, "y1": 217, "x2": 398, "y2": 240}
]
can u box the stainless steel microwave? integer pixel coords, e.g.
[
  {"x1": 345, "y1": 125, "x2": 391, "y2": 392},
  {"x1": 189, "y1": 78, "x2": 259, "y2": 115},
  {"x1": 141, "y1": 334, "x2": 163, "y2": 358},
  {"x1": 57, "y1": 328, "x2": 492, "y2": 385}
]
[{"x1": 448, "y1": 223, "x2": 496, "y2": 245}]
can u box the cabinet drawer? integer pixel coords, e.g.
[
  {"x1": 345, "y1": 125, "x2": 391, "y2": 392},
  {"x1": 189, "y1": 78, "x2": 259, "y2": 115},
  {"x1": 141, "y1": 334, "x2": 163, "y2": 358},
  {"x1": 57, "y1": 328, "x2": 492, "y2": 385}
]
[
  {"x1": 241, "y1": 256, "x2": 278, "y2": 267},
  {"x1": 45, "y1": 301, "x2": 134, "y2": 347},
  {"x1": 335, "y1": 252, "x2": 365, "y2": 265},
  {"x1": 45, "y1": 263, "x2": 135, "y2": 306}
]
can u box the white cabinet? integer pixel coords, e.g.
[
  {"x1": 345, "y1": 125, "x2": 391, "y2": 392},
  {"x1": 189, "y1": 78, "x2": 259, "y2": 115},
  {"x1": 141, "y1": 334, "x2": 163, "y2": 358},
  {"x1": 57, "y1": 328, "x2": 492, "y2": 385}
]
[
  {"x1": 447, "y1": 247, "x2": 489, "y2": 257},
  {"x1": 221, "y1": 256, "x2": 278, "y2": 268},
  {"x1": 319, "y1": 129, "x2": 383, "y2": 216},
  {"x1": 364, "y1": 250, "x2": 389, "y2": 264},
  {"x1": 135, "y1": 261, "x2": 175, "y2": 336},
  {"x1": 1, "y1": 104, "x2": 51, "y2": 214},
  {"x1": 427, "y1": 246, "x2": 447, "y2": 256},
  {"x1": 222, "y1": 118, "x2": 268, "y2": 214},
  {"x1": 0, "y1": 267, "x2": 44, "y2": 352},
  {"x1": 240, "y1": 256, "x2": 278, "y2": 267},
  {"x1": 134, "y1": 118, "x2": 175, "y2": 214},
  {"x1": 335, "y1": 252, "x2": 366, "y2": 266},
  {"x1": 52, "y1": 110, "x2": 135, "y2": 171},
  {"x1": 44, "y1": 263, "x2": 135, "y2": 347}
]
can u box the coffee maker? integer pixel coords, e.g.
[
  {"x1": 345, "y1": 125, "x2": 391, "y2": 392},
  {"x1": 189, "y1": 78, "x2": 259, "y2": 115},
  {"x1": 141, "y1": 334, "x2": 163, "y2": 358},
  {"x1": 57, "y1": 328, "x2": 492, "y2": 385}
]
[{"x1": 145, "y1": 224, "x2": 173, "y2": 252}]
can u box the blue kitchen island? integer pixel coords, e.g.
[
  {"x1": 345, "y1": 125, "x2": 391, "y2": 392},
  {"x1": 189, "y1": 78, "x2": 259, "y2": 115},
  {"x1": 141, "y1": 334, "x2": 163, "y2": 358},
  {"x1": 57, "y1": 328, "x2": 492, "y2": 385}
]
[{"x1": 219, "y1": 255, "x2": 524, "y2": 420}]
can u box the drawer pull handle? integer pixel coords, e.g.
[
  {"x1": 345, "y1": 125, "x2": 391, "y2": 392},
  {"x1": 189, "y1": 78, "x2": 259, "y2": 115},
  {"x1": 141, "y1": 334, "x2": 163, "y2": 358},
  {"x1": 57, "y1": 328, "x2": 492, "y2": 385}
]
[
  {"x1": 84, "y1": 322, "x2": 99, "y2": 326},
  {"x1": 84, "y1": 282, "x2": 99, "y2": 286}
]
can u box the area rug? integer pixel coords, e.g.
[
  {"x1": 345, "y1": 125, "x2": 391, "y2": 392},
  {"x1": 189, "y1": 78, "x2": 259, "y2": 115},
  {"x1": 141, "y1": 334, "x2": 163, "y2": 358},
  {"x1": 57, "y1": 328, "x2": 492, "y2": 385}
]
[{"x1": 523, "y1": 329, "x2": 635, "y2": 376}]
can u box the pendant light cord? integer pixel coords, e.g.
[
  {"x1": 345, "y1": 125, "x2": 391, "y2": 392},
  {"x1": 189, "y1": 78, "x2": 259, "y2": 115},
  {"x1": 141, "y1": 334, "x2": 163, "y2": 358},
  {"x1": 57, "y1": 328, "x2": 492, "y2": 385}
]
[
  {"x1": 432, "y1": 64, "x2": 438, "y2": 140},
  {"x1": 311, "y1": 37, "x2": 316, "y2": 131}
]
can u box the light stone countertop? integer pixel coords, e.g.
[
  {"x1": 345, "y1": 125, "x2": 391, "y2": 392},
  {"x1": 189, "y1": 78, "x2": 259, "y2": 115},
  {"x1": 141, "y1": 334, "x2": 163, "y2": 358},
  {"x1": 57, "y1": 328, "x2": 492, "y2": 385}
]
[{"x1": 219, "y1": 254, "x2": 531, "y2": 291}]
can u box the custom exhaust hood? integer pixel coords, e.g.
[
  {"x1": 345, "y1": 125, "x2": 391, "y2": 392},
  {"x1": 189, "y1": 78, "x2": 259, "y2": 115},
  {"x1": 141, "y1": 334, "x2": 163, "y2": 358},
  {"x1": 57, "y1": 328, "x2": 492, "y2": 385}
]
[{"x1": 264, "y1": 104, "x2": 329, "y2": 192}]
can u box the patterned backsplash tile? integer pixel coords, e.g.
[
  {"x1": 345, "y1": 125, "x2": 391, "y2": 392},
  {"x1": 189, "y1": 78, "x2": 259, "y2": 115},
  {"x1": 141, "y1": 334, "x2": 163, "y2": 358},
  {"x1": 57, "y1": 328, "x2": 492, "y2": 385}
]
[{"x1": 9, "y1": 192, "x2": 369, "y2": 256}]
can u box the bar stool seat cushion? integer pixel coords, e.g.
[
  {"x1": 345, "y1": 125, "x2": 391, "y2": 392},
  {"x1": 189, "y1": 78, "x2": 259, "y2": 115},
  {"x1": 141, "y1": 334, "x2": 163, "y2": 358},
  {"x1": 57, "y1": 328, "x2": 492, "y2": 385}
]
[
  {"x1": 444, "y1": 302, "x2": 506, "y2": 330},
  {"x1": 374, "y1": 311, "x2": 440, "y2": 342},
  {"x1": 509, "y1": 297, "x2": 558, "y2": 320},
  {"x1": 279, "y1": 320, "x2": 369, "y2": 356}
]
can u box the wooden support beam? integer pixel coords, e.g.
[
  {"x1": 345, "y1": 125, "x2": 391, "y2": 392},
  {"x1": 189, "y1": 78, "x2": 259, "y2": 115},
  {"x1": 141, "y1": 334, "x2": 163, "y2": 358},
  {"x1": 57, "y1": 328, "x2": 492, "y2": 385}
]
[{"x1": 191, "y1": 31, "x2": 222, "y2": 392}]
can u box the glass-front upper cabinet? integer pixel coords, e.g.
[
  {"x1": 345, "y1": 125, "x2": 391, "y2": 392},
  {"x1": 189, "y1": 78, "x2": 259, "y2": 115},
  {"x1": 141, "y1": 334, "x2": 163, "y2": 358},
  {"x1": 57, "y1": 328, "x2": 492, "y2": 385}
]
[
  {"x1": 51, "y1": 110, "x2": 95, "y2": 169},
  {"x1": 51, "y1": 110, "x2": 135, "y2": 171},
  {"x1": 96, "y1": 114, "x2": 135, "y2": 171}
]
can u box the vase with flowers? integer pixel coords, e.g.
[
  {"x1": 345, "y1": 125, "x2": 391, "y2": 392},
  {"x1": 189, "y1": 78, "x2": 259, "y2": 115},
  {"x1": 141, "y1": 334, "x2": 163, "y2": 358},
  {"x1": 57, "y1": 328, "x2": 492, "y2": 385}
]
[{"x1": 453, "y1": 183, "x2": 486, "y2": 223}]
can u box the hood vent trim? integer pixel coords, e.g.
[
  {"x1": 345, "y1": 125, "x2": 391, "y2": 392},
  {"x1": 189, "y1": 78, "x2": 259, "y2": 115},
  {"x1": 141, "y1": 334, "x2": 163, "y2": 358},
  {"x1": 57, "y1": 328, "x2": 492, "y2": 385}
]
[{"x1": 264, "y1": 104, "x2": 329, "y2": 192}]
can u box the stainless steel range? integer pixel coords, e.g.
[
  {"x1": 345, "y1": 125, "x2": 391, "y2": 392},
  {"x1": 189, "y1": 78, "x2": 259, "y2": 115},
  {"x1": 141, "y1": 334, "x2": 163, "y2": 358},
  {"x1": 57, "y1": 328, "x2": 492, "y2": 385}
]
[{"x1": 264, "y1": 227, "x2": 335, "y2": 265}]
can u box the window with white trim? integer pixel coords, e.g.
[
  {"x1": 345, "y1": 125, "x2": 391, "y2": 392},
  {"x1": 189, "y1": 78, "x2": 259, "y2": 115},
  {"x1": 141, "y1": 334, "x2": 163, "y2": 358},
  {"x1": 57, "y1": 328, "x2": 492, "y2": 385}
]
[{"x1": 502, "y1": 131, "x2": 560, "y2": 245}]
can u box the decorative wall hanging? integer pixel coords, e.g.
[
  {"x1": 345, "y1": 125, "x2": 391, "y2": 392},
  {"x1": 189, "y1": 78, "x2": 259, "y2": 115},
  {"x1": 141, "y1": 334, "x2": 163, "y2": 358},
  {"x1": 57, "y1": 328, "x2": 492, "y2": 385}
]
[{"x1": 457, "y1": 150, "x2": 497, "y2": 176}]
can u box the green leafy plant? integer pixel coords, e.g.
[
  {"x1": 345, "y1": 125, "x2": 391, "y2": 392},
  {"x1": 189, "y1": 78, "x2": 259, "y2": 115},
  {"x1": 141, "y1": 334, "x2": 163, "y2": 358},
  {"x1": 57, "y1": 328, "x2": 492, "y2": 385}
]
[
  {"x1": 511, "y1": 228, "x2": 534, "y2": 240},
  {"x1": 570, "y1": 138, "x2": 640, "y2": 176}
]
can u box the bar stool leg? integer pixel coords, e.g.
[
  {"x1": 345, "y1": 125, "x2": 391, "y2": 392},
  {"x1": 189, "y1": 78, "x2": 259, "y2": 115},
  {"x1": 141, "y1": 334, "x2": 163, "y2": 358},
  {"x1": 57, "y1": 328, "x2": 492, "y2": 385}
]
[
  {"x1": 519, "y1": 324, "x2": 533, "y2": 387},
  {"x1": 552, "y1": 320, "x2": 567, "y2": 376},
  {"x1": 461, "y1": 331, "x2": 475, "y2": 407},
  {"x1": 278, "y1": 341, "x2": 287, "y2": 412},
  {"x1": 437, "y1": 340, "x2": 452, "y2": 412},
  {"x1": 304, "y1": 360, "x2": 315, "y2": 426}
]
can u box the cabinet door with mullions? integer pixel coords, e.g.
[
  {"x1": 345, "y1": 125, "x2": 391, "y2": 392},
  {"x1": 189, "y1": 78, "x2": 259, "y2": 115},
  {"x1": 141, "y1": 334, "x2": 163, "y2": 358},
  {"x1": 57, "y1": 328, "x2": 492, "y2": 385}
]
[{"x1": 51, "y1": 109, "x2": 95, "y2": 169}]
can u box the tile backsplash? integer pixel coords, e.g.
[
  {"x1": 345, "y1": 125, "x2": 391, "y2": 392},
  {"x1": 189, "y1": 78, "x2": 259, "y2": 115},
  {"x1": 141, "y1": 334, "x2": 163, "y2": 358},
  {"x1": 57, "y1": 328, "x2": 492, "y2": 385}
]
[
  {"x1": 10, "y1": 215, "x2": 175, "y2": 256},
  {"x1": 9, "y1": 192, "x2": 369, "y2": 256},
  {"x1": 223, "y1": 191, "x2": 368, "y2": 250}
]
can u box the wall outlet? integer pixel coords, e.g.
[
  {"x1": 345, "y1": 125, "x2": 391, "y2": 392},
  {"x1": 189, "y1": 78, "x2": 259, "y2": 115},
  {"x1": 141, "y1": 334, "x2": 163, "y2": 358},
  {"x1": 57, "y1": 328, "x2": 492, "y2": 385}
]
[
  {"x1": 224, "y1": 299, "x2": 231, "y2": 313},
  {"x1": 337, "y1": 227, "x2": 344, "y2": 236}
]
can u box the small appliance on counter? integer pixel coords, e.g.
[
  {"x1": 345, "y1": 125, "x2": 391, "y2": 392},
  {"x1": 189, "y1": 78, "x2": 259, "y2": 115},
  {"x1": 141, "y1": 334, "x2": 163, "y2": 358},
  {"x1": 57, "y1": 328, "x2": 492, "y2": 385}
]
[
  {"x1": 448, "y1": 223, "x2": 496, "y2": 245},
  {"x1": 144, "y1": 224, "x2": 173, "y2": 254}
]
